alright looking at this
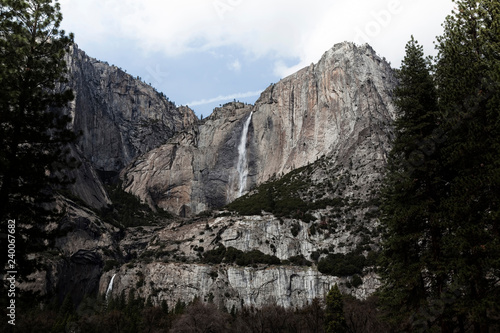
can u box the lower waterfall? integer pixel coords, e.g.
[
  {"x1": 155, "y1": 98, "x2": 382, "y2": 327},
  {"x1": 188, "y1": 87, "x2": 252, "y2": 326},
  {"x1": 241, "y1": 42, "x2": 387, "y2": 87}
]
[{"x1": 105, "y1": 273, "x2": 116, "y2": 300}]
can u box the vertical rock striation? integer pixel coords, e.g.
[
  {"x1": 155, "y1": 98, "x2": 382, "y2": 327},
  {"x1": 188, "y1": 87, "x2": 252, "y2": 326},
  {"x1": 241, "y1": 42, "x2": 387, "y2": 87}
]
[
  {"x1": 122, "y1": 42, "x2": 396, "y2": 215},
  {"x1": 55, "y1": 45, "x2": 197, "y2": 209},
  {"x1": 23, "y1": 42, "x2": 397, "y2": 310},
  {"x1": 251, "y1": 42, "x2": 395, "y2": 183},
  {"x1": 122, "y1": 102, "x2": 254, "y2": 215},
  {"x1": 63, "y1": 45, "x2": 197, "y2": 174},
  {"x1": 100, "y1": 262, "x2": 380, "y2": 311}
]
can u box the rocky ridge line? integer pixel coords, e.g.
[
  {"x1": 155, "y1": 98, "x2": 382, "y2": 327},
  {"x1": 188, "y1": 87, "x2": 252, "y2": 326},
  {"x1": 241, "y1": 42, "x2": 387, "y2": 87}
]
[{"x1": 122, "y1": 42, "x2": 396, "y2": 216}]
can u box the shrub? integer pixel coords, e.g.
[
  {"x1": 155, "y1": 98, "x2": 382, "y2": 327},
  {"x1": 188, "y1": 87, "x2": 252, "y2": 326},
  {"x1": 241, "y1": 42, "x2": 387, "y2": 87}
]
[
  {"x1": 290, "y1": 222, "x2": 301, "y2": 237},
  {"x1": 288, "y1": 255, "x2": 312, "y2": 266},
  {"x1": 100, "y1": 184, "x2": 172, "y2": 228},
  {"x1": 235, "y1": 249, "x2": 281, "y2": 266},
  {"x1": 318, "y1": 252, "x2": 367, "y2": 277},
  {"x1": 226, "y1": 163, "x2": 342, "y2": 223},
  {"x1": 309, "y1": 224, "x2": 316, "y2": 236},
  {"x1": 202, "y1": 245, "x2": 226, "y2": 264},
  {"x1": 351, "y1": 274, "x2": 363, "y2": 288},
  {"x1": 202, "y1": 246, "x2": 280, "y2": 266},
  {"x1": 310, "y1": 251, "x2": 321, "y2": 262},
  {"x1": 103, "y1": 259, "x2": 119, "y2": 272}
]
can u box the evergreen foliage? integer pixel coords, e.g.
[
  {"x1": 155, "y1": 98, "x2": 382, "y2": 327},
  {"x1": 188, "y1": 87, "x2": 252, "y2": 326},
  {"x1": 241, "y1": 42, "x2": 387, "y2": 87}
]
[
  {"x1": 378, "y1": 36, "x2": 444, "y2": 328},
  {"x1": 227, "y1": 163, "x2": 345, "y2": 222},
  {"x1": 3, "y1": 288, "x2": 394, "y2": 332},
  {"x1": 202, "y1": 245, "x2": 281, "y2": 266},
  {"x1": 318, "y1": 247, "x2": 374, "y2": 277},
  {"x1": 287, "y1": 254, "x2": 312, "y2": 266},
  {"x1": 1, "y1": 1, "x2": 499, "y2": 331},
  {"x1": 379, "y1": 1, "x2": 500, "y2": 330},
  {"x1": 433, "y1": 0, "x2": 500, "y2": 330},
  {"x1": 0, "y1": 0, "x2": 76, "y2": 276},
  {"x1": 99, "y1": 184, "x2": 172, "y2": 228},
  {"x1": 324, "y1": 284, "x2": 348, "y2": 333}
]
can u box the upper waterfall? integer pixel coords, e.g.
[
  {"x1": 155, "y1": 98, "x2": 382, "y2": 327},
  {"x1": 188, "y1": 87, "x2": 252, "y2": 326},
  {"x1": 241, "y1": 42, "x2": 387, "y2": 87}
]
[
  {"x1": 236, "y1": 111, "x2": 253, "y2": 197},
  {"x1": 120, "y1": 43, "x2": 397, "y2": 216}
]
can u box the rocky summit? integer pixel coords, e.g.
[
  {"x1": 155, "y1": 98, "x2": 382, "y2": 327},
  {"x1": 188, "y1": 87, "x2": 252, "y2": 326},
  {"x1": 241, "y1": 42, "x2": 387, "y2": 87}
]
[
  {"x1": 122, "y1": 42, "x2": 396, "y2": 216},
  {"x1": 29, "y1": 42, "x2": 396, "y2": 310}
]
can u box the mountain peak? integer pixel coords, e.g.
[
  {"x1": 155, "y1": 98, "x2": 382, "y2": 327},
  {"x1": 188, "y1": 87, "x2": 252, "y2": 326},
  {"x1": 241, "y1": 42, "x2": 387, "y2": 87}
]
[{"x1": 121, "y1": 41, "x2": 396, "y2": 216}]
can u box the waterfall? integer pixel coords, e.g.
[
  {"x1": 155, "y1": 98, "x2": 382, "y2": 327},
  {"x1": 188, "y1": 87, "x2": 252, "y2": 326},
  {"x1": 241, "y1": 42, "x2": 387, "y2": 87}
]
[
  {"x1": 236, "y1": 112, "x2": 253, "y2": 197},
  {"x1": 105, "y1": 274, "x2": 116, "y2": 300}
]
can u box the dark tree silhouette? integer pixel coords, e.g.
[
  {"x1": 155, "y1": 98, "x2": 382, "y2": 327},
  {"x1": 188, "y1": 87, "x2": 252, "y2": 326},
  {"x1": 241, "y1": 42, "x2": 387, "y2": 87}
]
[{"x1": 0, "y1": 0, "x2": 76, "y2": 277}]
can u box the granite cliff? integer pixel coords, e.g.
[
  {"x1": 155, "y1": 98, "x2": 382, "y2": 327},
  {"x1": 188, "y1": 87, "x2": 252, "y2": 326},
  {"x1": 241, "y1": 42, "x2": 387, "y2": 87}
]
[
  {"x1": 97, "y1": 213, "x2": 381, "y2": 310},
  {"x1": 56, "y1": 46, "x2": 197, "y2": 210},
  {"x1": 64, "y1": 45, "x2": 197, "y2": 174},
  {"x1": 25, "y1": 42, "x2": 396, "y2": 310},
  {"x1": 122, "y1": 42, "x2": 396, "y2": 216}
]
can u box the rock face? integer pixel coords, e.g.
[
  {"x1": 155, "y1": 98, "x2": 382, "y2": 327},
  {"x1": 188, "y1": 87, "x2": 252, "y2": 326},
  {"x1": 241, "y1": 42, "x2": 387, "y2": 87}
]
[
  {"x1": 122, "y1": 42, "x2": 396, "y2": 215},
  {"x1": 55, "y1": 45, "x2": 198, "y2": 210},
  {"x1": 104, "y1": 43, "x2": 395, "y2": 309},
  {"x1": 251, "y1": 43, "x2": 395, "y2": 183},
  {"x1": 24, "y1": 45, "x2": 200, "y2": 300},
  {"x1": 64, "y1": 45, "x2": 197, "y2": 174},
  {"x1": 122, "y1": 103, "x2": 255, "y2": 215},
  {"x1": 102, "y1": 263, "x2": 347, "y2": 310},
  {"x1": 22, "y1": 42, "x2": 397, "y2": 311},
  {"x1": 147, "y1": 214, "x2": 373, "y2": 263},
  {"x1": 65, "y1": 144, "x2": 112, "y2": 209},
  {"x1": 21, "y1": 197, "x2": 122, "y2": 304},
  {"x1": 95, "y1": 213, "x2": 380, "y2": 309}
]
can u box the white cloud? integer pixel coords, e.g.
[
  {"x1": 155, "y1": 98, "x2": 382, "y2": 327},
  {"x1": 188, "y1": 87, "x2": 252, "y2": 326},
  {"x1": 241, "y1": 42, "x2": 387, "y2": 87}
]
[
  {"x1": 228, "y1": 59, "x2": 242, "y2": 72},
  {"x1": 60, "y1": 0, "x2": 456, "y2": 75},
  {"x1": 269, "y1": 0, "x2": 456, "y2": 77},
  {"x1": 186, "y1": 90, "x2": 263, "y2": 107}
]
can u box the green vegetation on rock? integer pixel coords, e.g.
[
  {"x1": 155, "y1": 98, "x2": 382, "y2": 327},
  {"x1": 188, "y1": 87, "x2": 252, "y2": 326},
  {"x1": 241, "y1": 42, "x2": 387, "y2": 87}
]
[
  {"x1": 99, "y1": 184, "x2": 173, "y2": 228},
  {"x1": 202, "y1": 245, "x2": 281, "y2": 266},
  {"x1": 227, "y1": 162, "x2": 346, "y2": 222}
]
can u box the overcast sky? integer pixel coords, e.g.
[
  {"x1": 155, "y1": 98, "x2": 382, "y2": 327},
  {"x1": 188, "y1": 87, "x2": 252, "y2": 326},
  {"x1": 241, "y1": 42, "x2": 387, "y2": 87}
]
[{"x1": 59, "y1": 0, "x2": 455, "y2": 118}]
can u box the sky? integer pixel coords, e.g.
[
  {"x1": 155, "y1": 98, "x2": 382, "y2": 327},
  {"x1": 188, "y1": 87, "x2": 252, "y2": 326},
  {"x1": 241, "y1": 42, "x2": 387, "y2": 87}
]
[{"x1": 59, "y1": 0, "x2": 456, "y2": 118}]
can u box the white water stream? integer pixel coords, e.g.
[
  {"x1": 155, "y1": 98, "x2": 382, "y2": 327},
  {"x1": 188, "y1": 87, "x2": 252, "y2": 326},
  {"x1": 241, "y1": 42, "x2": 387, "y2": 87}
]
[
  {"x1": 105, "y1": 274, "x2": 116, "y2": 300},
  {"x1": 236, "y1": 112, "x2": 253, "y2": 197}
]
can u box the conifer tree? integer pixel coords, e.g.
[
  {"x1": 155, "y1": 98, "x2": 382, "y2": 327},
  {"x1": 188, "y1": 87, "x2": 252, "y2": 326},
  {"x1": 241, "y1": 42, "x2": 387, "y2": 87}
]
[
  {"x1": 378, "y1": 36, "x2": 444, "y2": 330},
  {"x1": 379, "y1": 1, "x2": 500, "y2": 331},
  {"x1": 434, "y1": 0, "x2": 500, "y2": 330},
  {"x1": 0, "y1": 0, "x2": 76, "y2": 275},
  {"x1": 324, "y1": 284, "x2": 348, "y2": 333}
]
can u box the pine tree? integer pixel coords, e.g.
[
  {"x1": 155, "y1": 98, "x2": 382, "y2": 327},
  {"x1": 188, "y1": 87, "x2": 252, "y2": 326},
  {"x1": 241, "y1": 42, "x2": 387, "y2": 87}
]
[
  {"x1": 324, "y1": 284, "x2": 348, "y2": 333},
  {"x1": 434, "y1": 0, "x2": 500, "y2": 330},
  {"x1": 379, "y1": 1, "x2": 500, "y2": 331},
  {"x1": 378, "y1": 36, "x2": 446, "y2": 330},
  {"x1": 0, "y1": 0, "x2": 76, "y2": 276}
]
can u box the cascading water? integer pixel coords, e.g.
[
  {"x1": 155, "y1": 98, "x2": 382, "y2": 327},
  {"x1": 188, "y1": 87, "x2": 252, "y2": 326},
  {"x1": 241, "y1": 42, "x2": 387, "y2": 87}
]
[
  {"x1": 236, "y1": 112, "x2": 253, "y2": 197},
  {"x1": 105, "y1": 274, "x2": 116, "y2": 300}
]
